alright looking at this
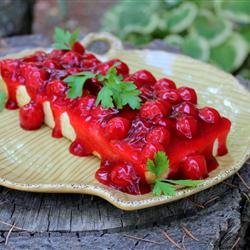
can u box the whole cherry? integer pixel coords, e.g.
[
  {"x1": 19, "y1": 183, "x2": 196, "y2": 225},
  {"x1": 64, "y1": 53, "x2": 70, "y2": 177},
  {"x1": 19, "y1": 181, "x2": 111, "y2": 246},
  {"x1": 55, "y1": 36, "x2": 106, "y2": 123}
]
[
  {"x1": 154, "y1": 78, "x2": 176, "y2": 95},
  {"x1": 172, "y1": 101, "x2": 198, "y2": 117},
  {"x1": 146, "y1": 126, "x2": 170, "y2": 146},
  {"x1": 19, "y1": 102, "x2": 44, "y2": 130},
  {"x1": 126, "y1": 70, "x2": 156, "y2": 88},
  {"x1": 110, "y1": 163, "x2": 137, "y2": 187},
  {"x1": 140, "y1": 100, "x2": 171, "y2": 121},
  {"x1": 178, "y1": 87, "x2": 197, "y2": 104},
  {"x1": 181, "y1": 155, "x2": 208, "y2": 179},
  {"x1": 95, "y1": 59, "x2": 129, "y2": 77},
  {"x1": 105, "y1": 117, "x2": 130, "y2": 140},
  {"x1": 199, "y1": 107, "x2": 221, "y2": 123},
  {"x1": 176, "y1": 115, "x2": 198, "y2": 139}
]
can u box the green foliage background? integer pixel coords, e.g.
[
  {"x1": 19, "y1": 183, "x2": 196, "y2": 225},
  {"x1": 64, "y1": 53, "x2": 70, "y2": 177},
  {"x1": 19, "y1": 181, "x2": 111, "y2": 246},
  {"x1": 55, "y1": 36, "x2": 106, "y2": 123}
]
[{"x1": 102, "y1": 0, "x2": 250, "y2": 78}]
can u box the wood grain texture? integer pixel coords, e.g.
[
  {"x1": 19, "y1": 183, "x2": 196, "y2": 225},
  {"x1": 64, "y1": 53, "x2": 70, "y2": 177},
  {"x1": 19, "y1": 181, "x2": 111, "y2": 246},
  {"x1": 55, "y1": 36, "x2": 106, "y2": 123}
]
[{"x1": 0, "y1": 36, "x2": 249, "y2": 249}]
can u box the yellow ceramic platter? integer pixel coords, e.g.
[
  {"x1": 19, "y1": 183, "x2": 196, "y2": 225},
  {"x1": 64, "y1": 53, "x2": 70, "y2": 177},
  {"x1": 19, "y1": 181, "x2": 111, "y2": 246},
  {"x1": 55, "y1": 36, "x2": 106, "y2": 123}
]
[{"x1": 0, "y1": 33, "x2": 249, "y2": 210}]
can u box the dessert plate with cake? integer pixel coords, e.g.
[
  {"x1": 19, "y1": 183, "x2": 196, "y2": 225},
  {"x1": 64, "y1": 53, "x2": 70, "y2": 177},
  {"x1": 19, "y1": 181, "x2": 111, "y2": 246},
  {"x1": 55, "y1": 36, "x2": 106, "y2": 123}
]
[{"x1": 0, "y1": 28, "x2": 249, "y2": 210}]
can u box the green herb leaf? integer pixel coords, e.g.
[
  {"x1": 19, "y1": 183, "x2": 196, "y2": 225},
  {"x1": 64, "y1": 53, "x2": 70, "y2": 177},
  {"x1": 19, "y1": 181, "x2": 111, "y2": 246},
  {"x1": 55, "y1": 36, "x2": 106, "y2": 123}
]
[
  {"x1": 63, "y1": 65, "x2": 141, "y2": 110},
  {"x1": 163, "y1": 179, "x2": 204, "y2": 187},
  {"x1": 146, "y1": 151, "x2": 169, "y2": 178},
  {"x1": 153, "y1": 180, "x2": 176, "y2": 196},
  {"x1": 0, "y1": 91, "x2": 6, "y2": 112},
  {"x1": 64, "y1": 72, "x2": 96, "y2": 98},
  {"x1": 147, "y1": 151, "x2": 204, "y2": 196},
  {"x1": 95, "y1": 66, "x2": 141, "y2": 110},
  {"x1": 52, "y1": 27, "x2": 80, "y2": 50}
]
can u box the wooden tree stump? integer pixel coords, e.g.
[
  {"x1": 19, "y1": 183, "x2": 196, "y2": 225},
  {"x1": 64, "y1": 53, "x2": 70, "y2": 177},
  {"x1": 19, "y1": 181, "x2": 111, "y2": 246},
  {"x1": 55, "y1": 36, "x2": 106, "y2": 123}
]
[{"x1": 0, "y1": 35, "x2": 249, "y2": 249}]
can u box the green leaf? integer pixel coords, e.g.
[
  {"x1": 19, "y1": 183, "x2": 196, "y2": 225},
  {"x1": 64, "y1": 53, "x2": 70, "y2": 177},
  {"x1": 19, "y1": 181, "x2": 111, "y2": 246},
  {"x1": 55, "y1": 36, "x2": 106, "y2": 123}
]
[
  {"x1": 164, "y1": 34, "x2": 184, "y2": 48},
  {"x1": 65, "y1": 65, "x2": 141, "y2": 110},
  {"x1": 238, "y1": 25, "x2": 250, "y2": 48},
  {"x1": 95, "y1": 86, "x2": 114, "y2": 108},
  {"x1": 191, "y1": 10, "x2": 232, "y2": 47},
  {"x1": 164, "y1": 179, "x2": 204, "y2": 187},
  {"x1": 146, "y1": 151, "x2": 169, "y2": 178},
  {"x1": 214, "y1": 0, "x2": 250, "y2": 24},
  {"x1": 0, "y1": 91, "x2": 6, "y2": 112},
  {"x1": 147, "y1": 150, "x2": 204, "y2": 196},
  {"x1": 181, "y1": 35, "x2": 210, "y2": 61},
  {"x1": 64, "y1": 72, "x2": 96, "y2": 98},
  {"x1": 210, "y1": 33, "x2": 248, "y2": 72},
  {"x1": 95, "y1": 66, "x2": 141, "y2": 110},
  {"x1": 102, "y1": 0, "x2": 162, "y2": 38},
  {"x1": 52, "y1": 27, "x2": 80, "y2": 50},
  {"x1": 153, "y1": 180, "x2": 176, "y2": 196},
  {"x1": 166, "y1": 2, "x2": 197, "y2": 33}
]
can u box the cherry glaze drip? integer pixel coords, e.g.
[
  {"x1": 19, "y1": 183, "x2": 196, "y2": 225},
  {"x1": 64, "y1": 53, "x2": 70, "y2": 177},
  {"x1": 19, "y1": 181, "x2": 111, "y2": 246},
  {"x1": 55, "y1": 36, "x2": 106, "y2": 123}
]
[{"x1": 69, "y1": 139, "x2": 92, "y2": 157}]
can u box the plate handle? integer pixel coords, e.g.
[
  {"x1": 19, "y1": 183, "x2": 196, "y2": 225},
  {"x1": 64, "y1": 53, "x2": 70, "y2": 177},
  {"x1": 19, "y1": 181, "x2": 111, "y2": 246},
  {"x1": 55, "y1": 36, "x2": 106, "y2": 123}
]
[{"x1": 81, "y1": 32, "x2": 123, "y2": 56}]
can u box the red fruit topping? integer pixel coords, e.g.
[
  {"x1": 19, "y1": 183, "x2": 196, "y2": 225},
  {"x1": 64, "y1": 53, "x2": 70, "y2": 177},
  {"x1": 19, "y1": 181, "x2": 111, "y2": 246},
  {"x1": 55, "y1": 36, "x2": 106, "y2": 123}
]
[
  {"x1": 61, "y1": 51, "x2": 82, "y2": 68},
  {"x1": 43, "y1": 59, "x2": 62, "y2": 69},
  {"x1": 72, "y1": 42, "x2": 85, "y2": 54},
  {"x1": 46, "y1": 80, "x2": 67, "y2": 98},
  {"x1": 80, "y1": 58, "x2": 101, "y2": 70},
  {"x1": 199, "y1": 107, "x2": 221, "y2": 123},
  {"x1": 172, "y1": 101, "x2": 198, "y2": 117},
  {"x1": 146, "y1": 126, "x2": 170, "y2": 146},
  {"x1": 105, "y1": 117, "x2": 130, "y2": 140},
  {"x1": 19, "y1": 102, "x2": 44, "y2": 130},
  {"x1": 178, "y1": 87, "x2": 197, "y2": 104},
  {"x1": 110, "y1": 162, "x2": 137, "y2": 187},
  {"x1": 23, "y1": 51, "x2": 47, "y2": 63},
  {"x1": 6, "y1": 100, "x2": 18, "y2": 110},
  {"x1": 127, "y1": 70, "x2": 156, "y2": 88},
  {"x1": 95, "y1": 167, "x2": 110, "y2": 185},
  {"x1": 69, "y1": 139, "x2": 92, "y2": 157},
  {"x1": 155, "y1": 78, "x2": 176, "y2": 93},
  {"x1": 181, "y1": 155, "x2": 208, "y2": 180},
  {"x1": 50, "y1": 50, "x2": 67, "y2": 58},
  {"x1": 157, "y1": 89, "x2": 182, "y2": 104},
  {"x1": 96, "y1": 59, "x2": 129, "y2": 77},
  {"x1": 143, "y1": 143, "x2": 164, "y2": 160},
  {"x1": 176, "y1": 115, "x2": 198, "y2": 139},
  {"x1": 140, "y1": 100, "x2": 171, "y2": 121}
]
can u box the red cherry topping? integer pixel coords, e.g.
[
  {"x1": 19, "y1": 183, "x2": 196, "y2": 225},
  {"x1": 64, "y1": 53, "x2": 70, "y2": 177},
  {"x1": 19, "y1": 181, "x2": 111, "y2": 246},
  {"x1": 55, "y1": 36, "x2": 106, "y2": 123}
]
[
  {"x1": 72, "y1": 42, "x2": 85, "y2": 54},
  {"x1": 45, "y1": 80, "x2": 67, "y2": 98},
  {"x1": 105, "y1": 117, "x2": 130, "y2": 140},
  {"x1": 146, "y1": 126, "x2": 170, "y2": 146},
  {"x1": 43, "y1": 59, "x2": 62, "y2": 69},
  {"x1": 19, "y1": 102, "x2": 44, "y2": 130},
  {"x1": 127, "y1": 70, "x2": 156, "y2": 88},
  {"x1": 140, "y1": 100, "x2": 171, "y2": 121},
  {"x1": 110, "y1": 163, "x2": 137, "y2": 187},
  {"x1": 172, "y1": 101, "x2": 198, "y2": 117},
  {"x1": 176, "y1": 115, "x2": 198, "y2": 139},
  {"x1": 143, "y1": 143, "x2": 164, "y2": 160},
  {"x1": 177, "y1": 87, "x2": 197, "y2": 104},
  {"x1": 155, "y1": 78, "x2": 176, "y2": 94},
  {"x1": 199, "y1": 107, "x2": 221, "y2": 123},
  {"x1": 96, "y1": 59, "x2": 129, "y2": 77},
  {"x1": 181, "y1": 155, "x2": 208, "y2": 180},
  {"x1": 61, "y1": 51, "x2": 82, "y2": 68},
  {"x1": 157, "y1": 89, "x2": 182, "y2": 104}
]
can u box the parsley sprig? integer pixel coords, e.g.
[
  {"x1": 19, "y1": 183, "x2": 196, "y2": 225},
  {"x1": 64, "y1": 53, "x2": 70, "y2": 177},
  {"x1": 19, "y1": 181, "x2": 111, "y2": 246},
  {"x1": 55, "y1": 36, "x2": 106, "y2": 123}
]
[
  {"x1": 147, "y1": 151, "x2": 204, "y2": 196},
  {"x1": 52, "y1": 27, "x2": 80, "y2": 50},
  {"x1": 0, "y1": 91, "x2": 6, "y2": 112},
  {"x1": 63, "y1": 66, "x2": 141, "y2": 110}
]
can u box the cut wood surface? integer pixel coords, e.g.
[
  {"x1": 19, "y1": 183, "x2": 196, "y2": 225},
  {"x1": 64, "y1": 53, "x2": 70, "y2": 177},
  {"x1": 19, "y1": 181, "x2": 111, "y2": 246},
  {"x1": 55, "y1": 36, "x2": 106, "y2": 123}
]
[{"x1": 0, "y1": 35, "x2": 249, "y2": 249}]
